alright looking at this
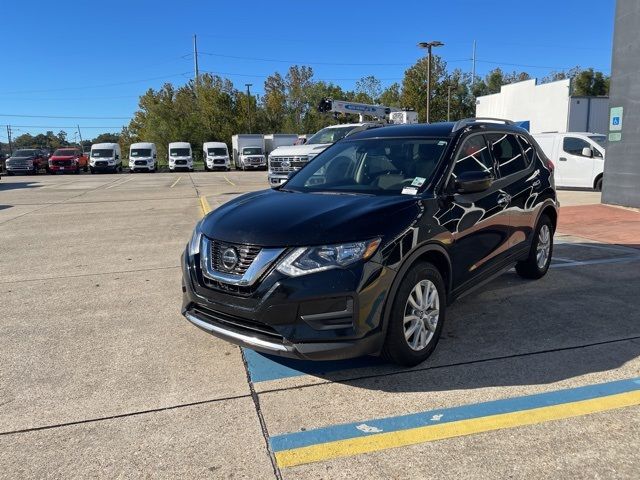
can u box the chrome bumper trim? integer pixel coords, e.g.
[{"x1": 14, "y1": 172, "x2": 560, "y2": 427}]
[{"x1": 184, "y1": 311, "x2": 290, "y2": 352}]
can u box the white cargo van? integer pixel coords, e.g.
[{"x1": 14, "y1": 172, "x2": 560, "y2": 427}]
[
  {"x1": 168, "y1": 142, "x2": 193, "y2": 172},
  {"x1": 129, "y1": 142, "x2": 157, "y2": 173},
  {"x1": 203, "y1": 142, "x2": 230, "y2": 171},
  {"x1": 532, "y1": 132, "x2": 606, "y2": 190},
  {"x1": 90, "y1": 142, "x2": 121, "y2": 173}
]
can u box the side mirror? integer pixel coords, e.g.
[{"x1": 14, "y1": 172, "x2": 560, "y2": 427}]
[
  {"x1": 581, "y1": 147, "x2": 593, "y2": 158},
  {"x1": 455, "y1": 171, "x2": 494, "y2": 194},
  {"x1": 153, "y1": 154, "x2": 157, "y2": 159}
]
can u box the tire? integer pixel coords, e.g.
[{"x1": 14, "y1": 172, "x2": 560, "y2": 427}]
[
  {"x1": 90, "y1": 167, "x2": 95, "y2": 174},
  {"x1": 595, "y1": 177, "x2": 603, "y2": 192},
  {"x1": 516, "y1": 215, "x2": 554, "y2": 279},
  {"x1": 74, "y1": 167, "x2": 80, "y2": 175},
  {"x1": 382, "y1": 262, "x2": 446, "y2": 366},
  {"x1": 83, "y1": 165, "x2": 88, "y2": 172}
]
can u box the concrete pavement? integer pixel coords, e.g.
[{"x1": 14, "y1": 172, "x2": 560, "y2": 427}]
[{"x1": 1, "y1": 172, "x2": 638, "y2": 479}]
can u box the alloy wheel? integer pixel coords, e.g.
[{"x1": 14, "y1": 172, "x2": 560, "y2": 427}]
[
  {"x1": 536, "y1": 224, "x2": 551, "y2": 269},
  {"x1": 403, "y1": 279, "x2": 440, "y2": 351}
]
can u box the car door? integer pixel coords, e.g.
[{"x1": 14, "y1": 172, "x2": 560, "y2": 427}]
[
  {"x1": 438, "y1": 133, "x2": 512, "y2": 289},
  {"x1": 558, "y1": 136, "x2": 594, "y2": 188},
  {"x1": 488, "y1": 133, "x2": 540, "y2": 251}
]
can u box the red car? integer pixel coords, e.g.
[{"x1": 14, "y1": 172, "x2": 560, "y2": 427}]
[{"x1": 48, "y1": 148, "x2": 89, "y2": 174}]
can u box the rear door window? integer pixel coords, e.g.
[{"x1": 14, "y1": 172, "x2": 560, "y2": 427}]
[
  {"x1": 451, "y1": 134, "x2": 494, "y2": 179},
  {"x1": 487, "y1": 133, "x2": 527, "y2": 177}
]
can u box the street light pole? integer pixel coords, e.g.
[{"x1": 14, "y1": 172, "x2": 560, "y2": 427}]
[
  {"x1": 417, "y1": 41, "x2": 444, "y2": 124},
  {"x1": 245, "y1": 83, "x2": 253, "y2": 134}
]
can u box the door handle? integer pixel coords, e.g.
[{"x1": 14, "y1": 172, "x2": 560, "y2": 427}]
[
  {"x1": 532, "y1": 179, "x2": 541, "y2": 187},
  {"x1": 497, "y1": 194, "x2": 511, "y2": 206},
  {"x1": 559, "y1": 157, "x2": 567, "y2": 162}
]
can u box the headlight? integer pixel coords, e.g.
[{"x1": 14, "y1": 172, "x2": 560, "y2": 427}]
[
  {"x1": 188, "y1": 221, "x2": 203, "y2": 256},
  {"x1": 276, "y1": 238, "x2": 381, "y2": 277}
]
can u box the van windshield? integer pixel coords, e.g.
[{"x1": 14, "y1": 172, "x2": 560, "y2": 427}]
[
  {"x1": 131, "y1": 149, "x2": 151, "y2": 157},
  {"x1": 91, "y1": 149, "x2": 113, "y2": 158},
  {"x1": 283, "y1": 137, "x2": 449, "y2": 196},
  {"x1": 588, "y1": 135, "x2": 607, "y2": 148},
  {"x1": 243, "y1": 147, "x2": 262, "y2": 155},
  {"x1": 170, "y1": 148, "x2": 190, "y2": 157},
  {"x1": 207, "y1": 148, "x2": 227, "y2": 156}
]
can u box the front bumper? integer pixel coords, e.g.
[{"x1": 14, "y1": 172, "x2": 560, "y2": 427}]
[
  {"x1": 49, "y1": 164, "x2": 79, "y2": 172},
  {"x1": 180, "y1": 248, "x2": 394, "y2": 360},
  {"x1": 268, "y1": 173, "x2": 288, "y2": 186}
]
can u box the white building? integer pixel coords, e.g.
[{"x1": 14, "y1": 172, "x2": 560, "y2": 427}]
[{"x1": 475, "y1": 78, "x2": 609, "y2": 134}]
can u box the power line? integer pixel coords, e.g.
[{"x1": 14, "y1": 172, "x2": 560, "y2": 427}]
[
  {"x1": 199, "y1": 51, "x2": 414, "y2": 66},
  {"x1": 1, "y1": 72, "x2": 190, "y2": 95},
  {"x1": 200, "y1": 70, "x2": 403, "y2": 82},
  {"x1": 475, "y1": 59, "x2": 608, "y2": 71},
  {"x1": 0, "y1": 114, "x2": 131, "y2": 120},
  {"x1": 5, "y1": 125, "x2": 123, "y2": 129}
]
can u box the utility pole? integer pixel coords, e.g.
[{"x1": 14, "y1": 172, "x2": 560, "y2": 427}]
[
  {"x1": 245, "y1": 83, "x2": 253, "y2": 133},
  {"x1": 418, "y1": 41, "x2": 444, "y2": 124},
  {"x1": 193, "y1": 34, "x2": 200, "y2": 86},
  {"x1": 7, "y1": 125, "x2": 13, "y2": 154},
  {"x1": 471, "y1": 40, "x2": 477, "y2": 85},
  {"x1": 76, "y1": 125, "x2": 83, "y2": 146},
  {"x1": 447, "y1": 85, "x2": 452, "y2": 121}
]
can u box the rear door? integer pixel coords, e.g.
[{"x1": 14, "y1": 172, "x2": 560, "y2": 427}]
[
  {"x1": 558, "y1": 135, "x2": 595, "y2": 188},
  {"x1": 440, "y1": 133, "x2": 512, "y2": 289},
  {"x1": 488, "y1": 132, "x2": 540, "y2": 251}
]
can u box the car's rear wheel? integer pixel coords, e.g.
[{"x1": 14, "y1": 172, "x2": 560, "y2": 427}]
[
  {"x1": 382, "y1": 262, "x2": 445, "y2": 366},
  {"x1": 516, "y1": 215, "x2": 553, "y2": 279},
  {"x1": 595, "y1": 177, "x2": 603, "y2": 192}
]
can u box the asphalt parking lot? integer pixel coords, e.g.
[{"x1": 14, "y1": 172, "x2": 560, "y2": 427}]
[{"x1": 1, "y1": 172, "x2": 638, "y2": 479}]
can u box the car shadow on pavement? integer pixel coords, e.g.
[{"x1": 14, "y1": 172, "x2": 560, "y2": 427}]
[
  {"x1": 251, "y1": 245, "x2": 640, "y2": 391},
  {"x1": 0, "y1": 180, "x2": 42, "y2": 192}
]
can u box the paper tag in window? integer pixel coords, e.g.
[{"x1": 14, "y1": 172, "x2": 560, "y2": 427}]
[
  {"x1": 411, "y1": 177, "x2": 426, "y2": 187},
  {"x1": 401, "y1": 187, "x2": 418, "y2": 195}
]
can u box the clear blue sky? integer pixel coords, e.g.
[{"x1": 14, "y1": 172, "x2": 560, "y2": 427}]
[{"x1": 1, "y1": 0, "x2": 615, "y2": 140}]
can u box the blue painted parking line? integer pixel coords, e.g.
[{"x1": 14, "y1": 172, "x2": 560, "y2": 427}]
[
  {"x1": 272, "y1": 377, "x2": 640, "y2": 467},
  {"x1": 243, "y1": 348, "x2": 386, "y2": 383}
]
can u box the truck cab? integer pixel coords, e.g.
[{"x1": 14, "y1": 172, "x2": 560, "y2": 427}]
[
  {"x1": 232, "y1": 135, "x2": 266, "y2": 171},
  {"x1": 168, "y1": 142, "x2": 193, "y2": 172},
  {"x1": 129, "y1": 142, "x2": 157, "y2": 173},
  {"x1": 203, "y1": 142, "x2": 230, "y2": 171},
  {"x1": 267, "y1": 123, "x2": 381, "y2": 186},
  {"x1": 90, "y1": 142, "x2": 121, "y2": 173},
  {"x1": 532, "y1": 132, "x2": 606, "y2": 190}
]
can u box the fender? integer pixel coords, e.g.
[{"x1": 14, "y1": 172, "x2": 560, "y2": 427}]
[{"x1": 378, "y1": 241, "x2": 453, "y2": 343}]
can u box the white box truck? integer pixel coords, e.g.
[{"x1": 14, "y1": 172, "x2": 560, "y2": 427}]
[
  {"x1": 203, "y1": 142, "x2": 230, "y2": 171},
  {"x1": 129, "y1": 142, "x2": 157, "y2": 173},
  {"x1": 168, "y1": 142, "x2": 193, "y2": 172},
  {"x1": 232, "y1": 134, "x2": 266, "y2": 171},
  {"x1": 89, "y1": 142, "x2": 121, "y2": 173},
  {"x1": 265, "y1": 134, "x2": 298, "y2": 156},
  {"x1": 532, "y1": 132, "x2": 607, "y2": 190}
]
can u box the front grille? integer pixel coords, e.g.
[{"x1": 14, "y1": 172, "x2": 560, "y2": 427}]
[
  {"x1": 53, "y1": 160, "x2": 72, "y2": 166},
  {"x1": 210, "y1": 239, "x2": 261, "y2": 275},
  {"x1": 269, "y1": 156, "x2": 309, "y2": 173},
  {"x1": 190, "y1": 306, "x2": 283, "y2": 340},
  {"x1": 201, "y1": 276, "x2": 255, "y2": 296},
  {"x1": 213, "y1": 159, "x2": 225, "y2": 164},
  {"x1": 134, "y1": 160, "x2": 147, "y2": 166},
  {"x1": 175, "y1": 160, "x2": 187, "y2": 165},
  {"x1": 8, "y1": 160, "x2": 31, "y2": 168},
  {"x1": 95, "y1": 161, "x2": 108, "y2": 167},
  {"x1": 249, "y1": 157, "x2": 263, "y2": 165}
]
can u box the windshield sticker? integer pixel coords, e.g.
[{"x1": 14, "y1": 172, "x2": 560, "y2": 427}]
[
  {"x1": 438, "y1": 141, "x2": 447, "y2": 146},
  {"x1": 402, "y1": 187, "x2": 418, "y2": 195},
  {"x1": 411, "y1": 177, "x2": 426, "y2": 187}
]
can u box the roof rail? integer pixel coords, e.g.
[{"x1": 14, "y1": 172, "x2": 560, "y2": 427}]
[{"x1": 452, "y1": 117, "x2": 515, "y2": 132}]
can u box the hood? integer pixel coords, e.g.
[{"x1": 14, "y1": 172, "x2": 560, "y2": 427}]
[
  {"x1": 201, "y1": 189, "x2": 421, "y2": 247},
  {"x1": 50, "y1": 155, "x2": 77, "y2": 160},
  {"x1": 8, "y1": 156, "x2": 34, "y2": 160},
  {"x1": 269, "y1": 143, "x2": 331, "y2": 158}
]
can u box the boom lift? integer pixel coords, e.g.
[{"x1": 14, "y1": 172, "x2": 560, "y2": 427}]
[{"x1": 317, "y1": 98, "x2": 418, "y2": 124}]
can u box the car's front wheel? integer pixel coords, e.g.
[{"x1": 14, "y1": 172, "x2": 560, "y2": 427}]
[
  {"x1": 516, "y1": 215, "x2": 553, "y2": 279},
  {"x1": 382, "y1": 262, "x2": 445, "y2": 366}
]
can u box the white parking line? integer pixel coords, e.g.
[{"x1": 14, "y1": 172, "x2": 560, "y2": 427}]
[
  {"x1": 170, "y1": 176, "x2": 182, "y2": 188},
  {"x1": 104, "y1": 177, "x2": 135, "y2": 189},
  {"x1": 550, "y1": 255, "x2": 640, "y2": 269}
]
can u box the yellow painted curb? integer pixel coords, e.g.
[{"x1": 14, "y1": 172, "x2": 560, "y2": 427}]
[{"x1": 199, "y1": 195, "x2": 211, "y2": 217}]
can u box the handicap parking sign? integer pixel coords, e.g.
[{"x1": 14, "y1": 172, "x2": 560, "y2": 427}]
[{"x1": 610, "y1": 106, "x2": 623, "y2": 131}]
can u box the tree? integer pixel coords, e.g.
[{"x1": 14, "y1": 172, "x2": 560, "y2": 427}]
[
  {"x1": 401, "y1": 55, "x2": 448, "y2": 122},
  {"x1": 573, "y1": 68, "x2": 609, "y2": 96},
  {"x1": 379, "y1": 83, "x2": 402, "y2": 108},
  {"x1": 355, "y1": 75, "x2": 382, "y2": 104}
]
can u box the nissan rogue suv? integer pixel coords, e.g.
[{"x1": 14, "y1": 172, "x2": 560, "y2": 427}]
[{"x1": 181, "y1": 119, "x2": 558, "y2": 366}]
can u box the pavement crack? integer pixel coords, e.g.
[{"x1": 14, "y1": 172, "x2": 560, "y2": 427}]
[
  {"x1": 240, "y1": 347, "x2": 283, "y2": 480},
  {"x1": 0, "y1": 265, "x2": 181, "y2": 284},
  {"x1": 0, "y1": 394, "x2": 251, "y2": 437}
]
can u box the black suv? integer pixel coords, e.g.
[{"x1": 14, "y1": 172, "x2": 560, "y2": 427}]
[{"x1": 181, "y1": 119, "x2": 558, "y2": 366}]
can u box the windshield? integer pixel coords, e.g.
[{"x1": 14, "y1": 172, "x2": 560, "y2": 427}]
[
  {"x1": 243, "y1": 147, "x2": 262, "y2": 155},
  {"x1": 53, "y1": 149, "x2": 78, "y2": 156},
  {"x1": 91, "y1": 149, "x2": 114, "y2": 158},
  {"x1": 208, "y1": 148, "x2": 227, "y2": 156},
  {"x1": 284, "y1": 137, "x2": 449, "y2": 195},
  {"x1": 131, "y1": 149, "x2": 151, "y2": 157},
  {"x1": 306, "y1": 126, "x2": 358, "y2": 145},
  {"x1": 13, "y1": 149, "x2": 37, "y2": 157},
  {"x1": 170, "y1": 148, "x2": 190, "y2": 157},
  {"x1": 588, "y1": 135, "x2": 607, "y2": 148}
]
